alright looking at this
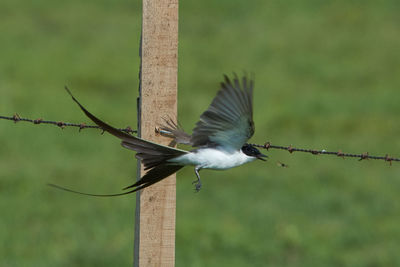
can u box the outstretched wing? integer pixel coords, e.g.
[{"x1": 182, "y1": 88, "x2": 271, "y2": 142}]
[
  {"x1": 159, "y1": 117, "x2": 193, "y2": 146},
  {"x1": 191, "y1": 74, "x2": 254, "y2": 150}
]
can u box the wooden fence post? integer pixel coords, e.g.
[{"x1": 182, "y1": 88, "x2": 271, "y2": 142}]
[{"x1": 134, "y1": 0, "x2": 178, "y2": 266}]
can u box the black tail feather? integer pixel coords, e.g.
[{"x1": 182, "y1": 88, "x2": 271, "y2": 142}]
[
  {"x1": 48, "y1": 183, "x2": 145, "y2": 197},
  {"x1": 123, "y1": 164, "x2": 184, "y2": 189},
  {"x1": 65, "y1": 87, "x2": 187, "y2": 171},
  {"x1": 121, "y1": 141, "x2": 185, "y2": 170}
]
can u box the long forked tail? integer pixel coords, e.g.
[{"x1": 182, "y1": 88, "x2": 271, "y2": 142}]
[
  {"x1": 47, "y1": 164, "x2": 183, "y2": 197},
  {"x1": 49, "y1": 88, "x2": 187, "y2": 197},
  {"x1": 48, "y1": 163, "x2": 184, "y2": 197}
]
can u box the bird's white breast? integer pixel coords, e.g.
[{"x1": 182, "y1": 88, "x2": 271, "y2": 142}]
[{"x1": 169, "y1": 148, "x2": 256, "y2": 170}]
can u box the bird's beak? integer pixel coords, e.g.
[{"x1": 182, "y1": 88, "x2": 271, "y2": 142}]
[{"x1": 257, "y1": 153, "x2": 268, "y2": 161}]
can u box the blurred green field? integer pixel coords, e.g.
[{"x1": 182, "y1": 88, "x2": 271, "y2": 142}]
[{"x1": 1, "y1": 0, "x2": 400, "y2": 266}]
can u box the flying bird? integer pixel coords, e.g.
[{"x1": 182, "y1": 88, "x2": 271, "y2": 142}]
[{"x1": 49, "y1": 74, "x2": 267, "y2": 196}]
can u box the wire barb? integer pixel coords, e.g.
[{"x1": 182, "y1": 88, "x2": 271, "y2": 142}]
[{"x1": 12, "y1": 113, "x2": 21, "y2": 122}]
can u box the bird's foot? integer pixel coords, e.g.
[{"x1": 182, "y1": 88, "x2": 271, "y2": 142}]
[{"x1": 192, "y1": 179, "x2": 202, "y2": 192}]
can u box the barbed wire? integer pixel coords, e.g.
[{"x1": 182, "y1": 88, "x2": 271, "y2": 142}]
[
  {"x1": 1, "y1": 114, "x2": 398, "y2": 164},
  {"x1": 250, "y1": 142, "x2": 399, "y2": 165},
  {"x1": 0, "y1": 114, "x2": 136, "y2": 134}
]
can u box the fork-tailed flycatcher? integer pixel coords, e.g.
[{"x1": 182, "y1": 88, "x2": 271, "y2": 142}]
[{"x1": 49, "y1": 74, "x2": 267, "y2": 196}]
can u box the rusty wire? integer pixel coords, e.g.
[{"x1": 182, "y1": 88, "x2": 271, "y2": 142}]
[{"x1": 0, "y1": 114, "x2": 398, "y2": 164}]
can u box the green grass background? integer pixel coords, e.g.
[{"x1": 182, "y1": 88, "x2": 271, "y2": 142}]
[{"x1": 1, "y1": 0, "x2": 400, "y2": 266}]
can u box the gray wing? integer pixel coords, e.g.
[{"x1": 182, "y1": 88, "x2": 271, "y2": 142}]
[
  {"x1": 191, "y1": 74, "x2": 254, "y2": 149},
  {"x1": 159, "y1": 117, "x2": 193, "y2": 146}
]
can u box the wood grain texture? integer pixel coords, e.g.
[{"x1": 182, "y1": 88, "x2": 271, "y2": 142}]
[{"x1": 135, "y1": 0, "x2": 178, "y2": 266}]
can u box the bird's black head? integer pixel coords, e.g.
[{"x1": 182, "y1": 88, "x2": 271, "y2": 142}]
[{"x1": 241, "y1": 144, "x2": 268, "y2": 161}]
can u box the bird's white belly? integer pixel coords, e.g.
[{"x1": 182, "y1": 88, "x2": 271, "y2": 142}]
[{"x1": 169, "y1": 148, "x2": 256, "y2": 170}]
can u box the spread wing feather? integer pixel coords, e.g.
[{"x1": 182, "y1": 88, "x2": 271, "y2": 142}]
[{"x1": 191, "y1": 74, "x2": 254, "y2": 150}]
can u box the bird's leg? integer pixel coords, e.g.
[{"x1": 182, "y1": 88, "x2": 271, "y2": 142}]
[{"x1": 192, "y1": 167, "x2": 202, "y2": 192}]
